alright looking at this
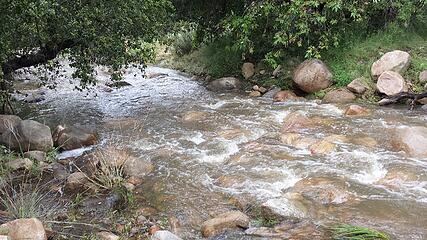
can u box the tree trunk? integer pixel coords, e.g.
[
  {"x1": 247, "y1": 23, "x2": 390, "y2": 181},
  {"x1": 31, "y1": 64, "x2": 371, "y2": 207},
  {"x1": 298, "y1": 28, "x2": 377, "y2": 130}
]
[{"x1": 378, "y1": 92, "x2": 427, "y2": 109}]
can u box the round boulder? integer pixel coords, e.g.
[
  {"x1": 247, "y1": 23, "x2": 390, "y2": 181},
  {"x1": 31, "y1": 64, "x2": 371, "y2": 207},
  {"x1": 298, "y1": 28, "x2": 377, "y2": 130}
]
[
  {"x1": 1, "y1": 120, "x2": 53, "y2": 152},
  {"x1": 376, "y1": 71, "x2": 408, "y2": 96},
  {"x1": 293, "y1": 59, "x2": 333, "y2": 93},
  {"x1": 371, "y1": 50, "x2": 411, "y2": 79},
  {"x1": 322, "y1": 88, "x2": 356, "y2": 104}
]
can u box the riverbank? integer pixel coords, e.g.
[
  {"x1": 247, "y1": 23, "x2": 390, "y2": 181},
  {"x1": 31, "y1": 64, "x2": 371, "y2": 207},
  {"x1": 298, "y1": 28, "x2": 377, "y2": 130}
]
[{"x1": 157, "y1": 26, "x2": 427, "y2": 105}]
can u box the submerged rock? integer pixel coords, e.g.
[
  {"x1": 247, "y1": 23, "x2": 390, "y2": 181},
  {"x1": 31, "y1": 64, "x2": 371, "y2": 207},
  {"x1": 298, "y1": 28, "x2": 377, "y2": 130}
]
[
  {"x1": 261, "y1": 198, "x2": 307, "y2": 220},
  {"x1": 0, "y1": 218, "x2": 46, "y2": 240},
  {"x1": 281, "y1": 112, "x2": 313, "y2": 133},
  {"x1": 293, "y1": 59, "x2": 333, "y2": 93},
  {"x1": 151, "y1": 230, "x2": 182, "y2": 240},
  {"x1": 53, "y1": 125, "x2": 97, "y2": 151},
  {"x1": 376, "y1": 71, "x2": 408, "y2": 96},
  {"x1": 207, "y1": 77, "x2": 242, "y2": 91},
  {"x1": 181, "y1": 111, "x2": 208, "y2": 123},
  {"x1": 1, "y1": 120, "x2": 53, "y2": 152},
  {"x1": 273, "y1": 90, "x2": 301, "y2": 102},
  {"x1": 288, "y1": 177, "x2": 352, "y2": 205},
  {"x1": 201, "y1": 211, "x2": 250, "y2": 237},
  {"x1": 309, "y1": 140, "x2": 336, "y2": 155},
  {"x1": 280, "y1": 133, "x2": 317, "y2": 149},
  {"x1": 322, "y1": 88, "x2": 356, "y2": 104},
  {"x1": 391, "y1": 126, "x2": 427, "y2": 157},
  {"x1": 0, "y1": 115, "x2": 21, "y2": 134},
  {"x1": 371, "y1": 50, "x2": 410, "y2": 79},
  {"x1": 344, "y1": 105, "x2": 370, "y2": 117}
]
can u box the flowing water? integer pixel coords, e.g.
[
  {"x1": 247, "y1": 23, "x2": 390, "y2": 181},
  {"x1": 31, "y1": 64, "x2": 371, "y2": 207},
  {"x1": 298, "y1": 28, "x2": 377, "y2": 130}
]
[{"x1": 16, "y1": 63, "x2": 427, "y2": 239}]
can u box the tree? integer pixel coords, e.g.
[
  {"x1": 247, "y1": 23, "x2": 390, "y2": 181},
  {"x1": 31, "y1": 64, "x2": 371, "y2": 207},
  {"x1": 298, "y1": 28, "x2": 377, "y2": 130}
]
[{"x1": 0, "y1": 0, "x2": 173, "y2": 112}]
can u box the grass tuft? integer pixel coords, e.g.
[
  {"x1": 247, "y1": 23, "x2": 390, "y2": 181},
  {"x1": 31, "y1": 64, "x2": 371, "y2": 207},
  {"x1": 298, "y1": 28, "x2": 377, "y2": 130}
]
[{"x1": 331, "y1": 224, "x2": 390, "y2": 240}]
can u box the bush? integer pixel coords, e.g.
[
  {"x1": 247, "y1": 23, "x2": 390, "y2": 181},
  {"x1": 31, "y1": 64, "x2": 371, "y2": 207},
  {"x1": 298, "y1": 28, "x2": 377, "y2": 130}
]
[{"x1": 172, "y1": 29, "x2": 196, "y2": 56}]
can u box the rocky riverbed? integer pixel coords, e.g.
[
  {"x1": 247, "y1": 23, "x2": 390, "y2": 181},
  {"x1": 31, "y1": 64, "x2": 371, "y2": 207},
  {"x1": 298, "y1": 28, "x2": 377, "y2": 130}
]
[{"x1": 0, "y1": 61, "x2": 426, "y2": 239}]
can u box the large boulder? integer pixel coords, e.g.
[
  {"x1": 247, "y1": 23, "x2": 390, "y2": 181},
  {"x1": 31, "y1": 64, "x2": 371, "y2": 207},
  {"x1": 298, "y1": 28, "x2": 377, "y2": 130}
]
[
  {"x1": 0, "y1": 115, "x2": 21, "y2": 134},
  {"x1": 53, "y1": 125, "x2": 97, "y2": 150},
  {"x1": 376, "y1": 71, "x2": 408, "y2": 96},
  {"x1": 391, "y1": 126, "x2": 427, "y2": 157},
  {"x1": 207, "y1": 77, "x2": 242, "y2": 91},
  {"x1": 1, "y1": 120, "x2": 53, "y2": 152},
  {"x1": 242, "y1": 62, "x2": 255, "y2": 79},
  {"x1": 347, "y1": 78, "x2": 367, "y2": 94},
  {"x1": 322, "y1": 88, "x2": 356, "y2": 104},
  {"x1": 293, "y1": 59, "x2": 333, "y2": 93},
  {"x1": 201, "y1": 211, "x2": 250, "y2": 237},
  {"x1": 0, "y1": 218, "x2": 47, "y2": 240},
  {"x1": 371, "y1": 50, "x2": 410, "y2": 79}
]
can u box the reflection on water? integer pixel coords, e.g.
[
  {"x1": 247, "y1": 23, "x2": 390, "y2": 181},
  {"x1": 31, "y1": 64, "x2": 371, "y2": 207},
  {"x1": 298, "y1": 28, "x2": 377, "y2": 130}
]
[{"x1": 17, "y1": 63, "x2": 427, "y2": 239}]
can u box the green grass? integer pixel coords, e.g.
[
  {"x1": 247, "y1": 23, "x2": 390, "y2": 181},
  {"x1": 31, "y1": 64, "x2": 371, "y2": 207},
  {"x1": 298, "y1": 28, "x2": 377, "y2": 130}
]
[
  {"x1": 324, "y1": 25, "x2": 427, "y2": 89},
  {"x1": 331, "y1": 224, "x2": 390, "y2": 240}
]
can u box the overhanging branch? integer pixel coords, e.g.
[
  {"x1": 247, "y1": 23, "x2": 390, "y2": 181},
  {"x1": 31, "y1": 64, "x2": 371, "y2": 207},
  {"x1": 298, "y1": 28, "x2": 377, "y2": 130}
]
[{"x1": 2, "y1": 39, "x2": 77, "y2": 75}]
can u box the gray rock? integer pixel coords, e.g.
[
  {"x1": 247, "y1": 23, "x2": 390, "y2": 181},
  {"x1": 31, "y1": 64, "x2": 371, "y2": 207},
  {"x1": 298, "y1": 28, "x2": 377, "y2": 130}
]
[
  {"x1": 347, "y1": 78, "x2": 368, "y2": 94},
  {"x1": 0, "y1": 115, "x2": 21, "y2": 134},
  {"x1": 23, "y1": 151, "x2": 46, "y2": 162},
  {"x1": 262, "y1": 86, "x2": 281, "y2": 99},
  {"x1": 392, "y1": 126, "x2": 427, "y2": 157},
  {"x1": 322, "y1": 88, "x2": 356, "y2": 104},
  {"x1": 419, "y1": 70, "x2": 427, "y2": 83},
  {"x1": 6, "y1": 158, "x2": 33, "y2": 171},
  {"x1": 1, "y1": 120, "x2": 53, "y2": 152}
]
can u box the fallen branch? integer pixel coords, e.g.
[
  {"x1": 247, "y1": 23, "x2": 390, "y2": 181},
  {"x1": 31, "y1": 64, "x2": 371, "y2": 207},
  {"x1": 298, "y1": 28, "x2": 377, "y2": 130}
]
[{"x1": 378, "y1": 92, "x2": 427, "y2": 109}]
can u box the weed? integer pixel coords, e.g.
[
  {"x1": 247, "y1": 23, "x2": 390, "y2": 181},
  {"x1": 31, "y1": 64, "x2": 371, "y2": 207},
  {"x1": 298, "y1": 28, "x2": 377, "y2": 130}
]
[
  {"x1": 331, "y1": 224, "x2": 390, "y2": 240},
  {"x1": 0, "y1": 180, "x2": 63, "y2": 223}
]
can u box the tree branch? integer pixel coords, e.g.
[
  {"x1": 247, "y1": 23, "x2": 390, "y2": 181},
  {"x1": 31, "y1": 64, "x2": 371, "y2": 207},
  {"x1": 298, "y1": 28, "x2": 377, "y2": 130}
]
[
  {"x1": 2, "y1": 39, "x2": 77, "y2": 75},
  {"x1": 378, "y1": 92, "x2": 427, "y2": 108}
]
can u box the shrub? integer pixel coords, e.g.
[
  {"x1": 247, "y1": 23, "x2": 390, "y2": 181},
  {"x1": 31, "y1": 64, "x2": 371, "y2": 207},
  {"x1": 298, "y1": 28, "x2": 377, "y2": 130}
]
[{"x1": 331, "y1": 224, "x2": 390, "y2": 240}]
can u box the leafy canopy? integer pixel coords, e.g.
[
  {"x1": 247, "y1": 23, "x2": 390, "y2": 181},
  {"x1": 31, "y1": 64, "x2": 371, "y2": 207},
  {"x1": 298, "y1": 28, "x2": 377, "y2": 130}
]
[{"x1": 0, "y1": 0, "x2": 172, "y2": 87}]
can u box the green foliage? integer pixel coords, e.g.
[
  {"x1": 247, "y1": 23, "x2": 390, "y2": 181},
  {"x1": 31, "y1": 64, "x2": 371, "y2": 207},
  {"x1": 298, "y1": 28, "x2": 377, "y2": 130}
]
[
  {"x1": 222, "y1": 0, "x2": 426, "y2": 61},
  {"x1": 168, "y1": 22, "x2": 197, "y2": 56},
  {"x1": 331, "y1": 224, "x2": 390, "y2": 240},
  {"x1": 324, "y1": 24, "x2": 427, "y2": 87},
  {"x1": 166, "y1": 38, "x2": 243, "y2": 78},
  {"x1": 0, "y1": 0, "x2": 173, "y2": 90}
]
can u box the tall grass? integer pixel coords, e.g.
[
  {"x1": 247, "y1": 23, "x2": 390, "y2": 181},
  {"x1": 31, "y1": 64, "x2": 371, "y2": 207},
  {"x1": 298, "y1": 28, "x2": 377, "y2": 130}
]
[{"x1": 0, "y1": 180, "x2": 63, "y2": 223}]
